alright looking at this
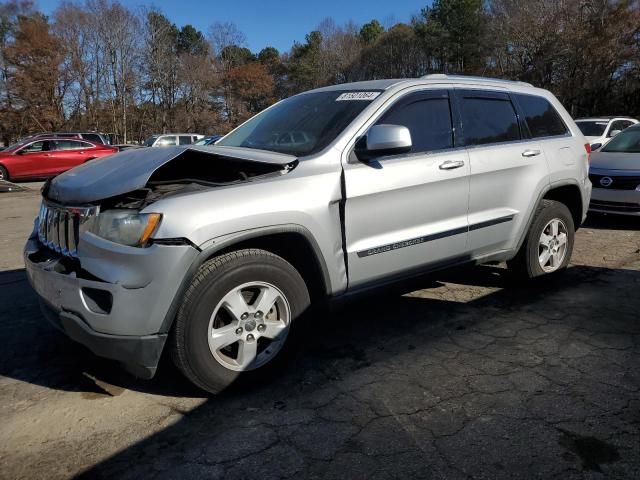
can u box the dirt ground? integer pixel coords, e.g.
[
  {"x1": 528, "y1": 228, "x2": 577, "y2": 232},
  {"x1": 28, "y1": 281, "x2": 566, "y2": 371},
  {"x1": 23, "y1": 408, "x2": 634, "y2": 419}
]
[{"x1": 1, "y1": 184, "x2": 639, "y2": 479}]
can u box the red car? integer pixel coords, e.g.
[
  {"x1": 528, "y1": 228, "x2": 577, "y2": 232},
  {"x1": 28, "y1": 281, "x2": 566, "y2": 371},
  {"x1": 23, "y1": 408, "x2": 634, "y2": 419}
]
[{"x1": 0, "y1": 138, "x2": 118, "y2": 181}]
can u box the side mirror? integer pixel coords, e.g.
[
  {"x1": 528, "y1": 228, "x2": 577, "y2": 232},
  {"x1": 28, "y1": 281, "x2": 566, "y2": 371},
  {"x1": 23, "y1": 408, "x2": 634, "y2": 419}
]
[
  {"x1": 356, "y1": 124, "x2": 412, "y2": 161},
  {"x1": 590, "y1": 143, "x2": 602, "y2": 150},
  {"x1": 608, "y1": 129, "x2": 621, "y2": 138}
]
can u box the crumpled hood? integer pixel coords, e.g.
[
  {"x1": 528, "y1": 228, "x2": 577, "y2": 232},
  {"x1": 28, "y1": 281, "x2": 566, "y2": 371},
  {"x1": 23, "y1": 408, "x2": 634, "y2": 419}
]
[
  {"x1": 590, "y1": 151, "x2": 640, "y2": 172},
  {"x1": 46, "y1": 145, "x2": 296, "y2": 204}
]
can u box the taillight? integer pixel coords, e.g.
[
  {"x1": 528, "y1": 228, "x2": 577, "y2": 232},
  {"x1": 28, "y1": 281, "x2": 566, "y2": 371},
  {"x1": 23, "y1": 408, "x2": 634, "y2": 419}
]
[{"x1": 584, "y1": 143, "x2": 591, "y2": 163}]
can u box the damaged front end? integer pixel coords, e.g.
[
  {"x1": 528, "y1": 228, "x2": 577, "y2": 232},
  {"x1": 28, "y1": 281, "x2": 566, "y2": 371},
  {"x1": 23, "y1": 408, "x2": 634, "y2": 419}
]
[
  {"x1": 25, "y1": 146, "x2": 297, "y2": 378},
  {"x1": 45, "y1": 145, "x2": 297, "y2": 205}
]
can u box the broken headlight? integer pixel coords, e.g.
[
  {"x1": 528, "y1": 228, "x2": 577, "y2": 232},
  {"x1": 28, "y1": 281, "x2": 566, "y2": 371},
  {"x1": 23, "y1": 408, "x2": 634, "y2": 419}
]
[{"x1": 93, "y1": 210, "x2": 162, "y2": 247}]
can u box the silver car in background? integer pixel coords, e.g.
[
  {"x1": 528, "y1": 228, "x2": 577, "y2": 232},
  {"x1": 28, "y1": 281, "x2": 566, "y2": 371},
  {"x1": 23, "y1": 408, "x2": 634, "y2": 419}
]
[
  {"x1": 144, "y1": 133, "x2": 205, "y2": 147},
  {"x1": 589, "y1": 123, "x2": 640, "y2": 216}
]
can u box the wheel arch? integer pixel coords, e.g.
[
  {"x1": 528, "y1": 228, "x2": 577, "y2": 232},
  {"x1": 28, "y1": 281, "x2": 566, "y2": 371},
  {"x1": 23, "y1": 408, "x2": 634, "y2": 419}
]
[
  {"x1": 512, "y1": 180, "x2": 585, "y2": 256},
  {"x1": 158, "y1": 225, "x2": 331, "y2": 333},
  {"x1": 0, "y1": 162, "x2": 9, "y2": 180},
  {"x1": 542, "y1": 182, "x2": 583, "y2": 231}
]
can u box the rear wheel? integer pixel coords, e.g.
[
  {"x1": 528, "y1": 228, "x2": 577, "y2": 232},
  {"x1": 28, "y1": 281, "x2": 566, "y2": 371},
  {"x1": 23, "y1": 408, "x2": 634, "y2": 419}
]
[
  {"x1": 0, "y1": 165, "x2": 8, "y2": 181},
  {"x1": 508, "y1": 199, "x2": 575, "y2": 279},
  {"x1": 170, "y1": 249, "x2": 310, "y2": 394}
]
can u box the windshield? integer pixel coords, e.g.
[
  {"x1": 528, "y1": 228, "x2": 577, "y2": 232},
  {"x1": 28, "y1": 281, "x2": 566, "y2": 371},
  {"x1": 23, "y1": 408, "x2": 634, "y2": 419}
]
[
  {"x1": 601, "y1": 127, "x2": 640, "y2": 153},
  {"x1": 576, "y1": 121, "x2": 608, "y2": 137},
  {"x1": 143, "y1": 136, "x2": 158, "y2": 147},
  {"x1": 216, "y1": 90, "x2": 382, "y2": 156}
]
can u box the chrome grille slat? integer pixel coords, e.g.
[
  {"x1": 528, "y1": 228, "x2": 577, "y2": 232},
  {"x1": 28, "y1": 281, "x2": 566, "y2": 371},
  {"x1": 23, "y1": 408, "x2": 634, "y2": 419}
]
[{"x1": 37, "y1": 201, "x2": 98, "y2": 258}]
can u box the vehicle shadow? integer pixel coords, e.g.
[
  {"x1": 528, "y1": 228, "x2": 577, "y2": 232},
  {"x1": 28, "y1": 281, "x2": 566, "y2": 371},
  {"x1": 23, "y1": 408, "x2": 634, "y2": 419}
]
[
  {"x1": 0, "y1": 263, "x2": 522, "y2": 399},
  {"x1": 0, "y1": 261, "x2": 623, "y2": 399},
  {"x1": 81, "y1": 262, "x2": 640, "y2": 478},
  {"x1": 3, "y1": 262, "x2": 640, "y2": 477},
  {"x1": 583, "y1": 212, "x2": 639, "y2": 231}
]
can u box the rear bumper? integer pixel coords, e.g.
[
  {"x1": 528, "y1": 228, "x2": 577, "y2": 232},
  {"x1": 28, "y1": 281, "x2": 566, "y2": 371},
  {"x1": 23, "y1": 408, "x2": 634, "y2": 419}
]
[{"x1": 589, "y1": 187, "x2": 640, "y2": 216}]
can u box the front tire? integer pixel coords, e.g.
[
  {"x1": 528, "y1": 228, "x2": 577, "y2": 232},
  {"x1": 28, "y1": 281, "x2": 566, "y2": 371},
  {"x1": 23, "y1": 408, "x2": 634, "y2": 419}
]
[
  {"x1": 508, "y1": 200, "x2": 575, "y2": 279},
  {"x1": 170, "y1": 249, "x2": 310, "y2": 394}
]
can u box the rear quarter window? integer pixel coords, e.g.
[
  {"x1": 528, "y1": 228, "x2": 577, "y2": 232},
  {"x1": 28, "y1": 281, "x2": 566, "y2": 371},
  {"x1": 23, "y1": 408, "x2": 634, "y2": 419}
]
[{"x1": 514, "y1": 94, "x2": 568, "y2": 138}]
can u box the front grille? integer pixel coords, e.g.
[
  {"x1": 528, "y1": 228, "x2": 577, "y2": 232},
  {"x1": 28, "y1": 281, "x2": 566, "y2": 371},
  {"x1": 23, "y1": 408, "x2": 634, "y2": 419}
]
[
  {"x1": 589, "y1": 174, "x2": 640, "y2": 191},
  {"x1": 589, "y1": 200, "x2": 640, "y2": 213},
  {"x1": 37, "y1": 201, "x2": 99, "y2": 257}
]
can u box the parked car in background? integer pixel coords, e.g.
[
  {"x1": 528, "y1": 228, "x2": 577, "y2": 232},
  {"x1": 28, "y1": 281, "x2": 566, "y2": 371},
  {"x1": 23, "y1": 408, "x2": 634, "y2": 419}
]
[
  {"x1": 113, "y1": 144, "x2": 144, "y2": 151},
  {"x1": 18, "y1": 132, "x2": 112, "y2": 145},
  {"x1": 25, "y1": 75, "x2": 591, "y2": 393},
  {"x1": 0, "y1": 138, "x2": 117, "y2": 181},
  {"x1": 575, "y1": 117, "x2": 638, "y2": 150},
  {"x1": 143, "y1": 134, "x2": 204, "y2": 147},
  {"x1": 589, "y1": 123, "x2": 640, "y2": 216},
  {"x1": 194, "y1": 135, "x2": 223, "y2": 146}
]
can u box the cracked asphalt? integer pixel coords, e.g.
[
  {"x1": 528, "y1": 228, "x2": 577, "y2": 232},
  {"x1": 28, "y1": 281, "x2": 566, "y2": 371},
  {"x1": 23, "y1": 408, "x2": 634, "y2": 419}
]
[{"x1": 1, "y1": 185, "x2": 639, "y2": 479}]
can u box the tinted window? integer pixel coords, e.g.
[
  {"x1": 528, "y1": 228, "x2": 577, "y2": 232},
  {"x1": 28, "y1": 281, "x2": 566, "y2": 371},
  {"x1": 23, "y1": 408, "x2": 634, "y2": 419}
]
[
  {"x1": 375, "y1": 92, "x2": 453, "y2": 153},
  {"x1": 514, "y1": 94, "x2": 567, "y2": 138},
  {"x1": 179, "y1": 135, "x2": 192, "y2": 145},
  {"x1": 460, "y1": 95, "x2": 520, "y2": 146},
  {"x1": 575, "y1": 121, "x2": 607, "y2": 137},
  {"x1": 217, "y1": 90, "x2": 381, "y2": 156},
  {"x1": 82, "y1": 133, "x2": 103, "y2": 143}
]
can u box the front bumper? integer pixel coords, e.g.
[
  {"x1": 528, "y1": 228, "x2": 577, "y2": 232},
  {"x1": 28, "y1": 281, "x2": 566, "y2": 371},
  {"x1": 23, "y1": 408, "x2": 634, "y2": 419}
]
[
  {"x1": 39, "y1": 301, "x2": 166, "y2": 378},
  {"x1": 24, "y1": 230, "x2": 199, "y2": 377},
  {"x1": 589, "y1": 187, "x2": 640, "y2": 216}
]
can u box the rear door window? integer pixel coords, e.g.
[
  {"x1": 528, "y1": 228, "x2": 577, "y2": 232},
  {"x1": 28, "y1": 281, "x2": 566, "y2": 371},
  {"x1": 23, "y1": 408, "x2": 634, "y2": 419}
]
[
  {"x1": 375, "y1": 90, "x2": 453, "y2": 153},
  {"x1": 179, "y1": 135, "x2": 192, "y2": 145},
  {"x1": 514, "y1": 94, "x2": 568, "y2": 138},
  {"x1": 458, "y1": 91, "x2": 520, "y2": 146}
]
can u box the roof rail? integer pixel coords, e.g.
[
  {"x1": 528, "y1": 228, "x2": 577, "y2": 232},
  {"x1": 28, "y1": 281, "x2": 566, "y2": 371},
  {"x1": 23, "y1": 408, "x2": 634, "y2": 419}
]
[{"x1": 420, "y1": 73, "x2": 533, "y2": 87}]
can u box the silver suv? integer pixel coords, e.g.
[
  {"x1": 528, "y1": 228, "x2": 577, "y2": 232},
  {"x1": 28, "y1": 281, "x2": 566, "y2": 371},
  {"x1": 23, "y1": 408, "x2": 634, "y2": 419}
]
[
  {"x1": 143, "y1": 133, "x2": 205, "y2": 147},
  {"x1": 25, "y1": 75, "x2": 592, "y2": 393}
]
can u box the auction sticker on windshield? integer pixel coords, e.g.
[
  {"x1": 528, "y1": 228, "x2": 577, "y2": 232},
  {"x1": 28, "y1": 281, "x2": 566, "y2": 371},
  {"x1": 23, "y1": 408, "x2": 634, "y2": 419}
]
[{"x1": 336, "y1": 92, "x2": 381, "y2": 101}]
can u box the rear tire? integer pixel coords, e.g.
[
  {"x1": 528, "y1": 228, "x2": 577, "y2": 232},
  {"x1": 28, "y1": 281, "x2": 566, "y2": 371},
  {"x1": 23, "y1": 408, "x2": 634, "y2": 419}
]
[
  {"x1": 508, "y1": 199, "x2": 575, "y2": 279},
  {"x1": 0, "y1": 165, "x2": 8, "y2": 181},
  {"x1": 170, "y1": 249, "x2": 310, "y2": 394}
]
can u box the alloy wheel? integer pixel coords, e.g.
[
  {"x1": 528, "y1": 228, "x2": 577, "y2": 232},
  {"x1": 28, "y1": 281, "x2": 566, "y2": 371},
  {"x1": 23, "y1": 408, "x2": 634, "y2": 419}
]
[
  {"x1": 207, "y1": 281, "x2": 291, "y2": 371},
  {"x1": 538, "y1": 218, "x2": 568, "y2": 272}
]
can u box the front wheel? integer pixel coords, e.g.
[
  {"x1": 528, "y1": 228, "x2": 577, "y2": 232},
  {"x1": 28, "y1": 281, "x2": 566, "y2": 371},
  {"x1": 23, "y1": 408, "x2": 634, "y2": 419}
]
[
  {"x1": 170, "y1": 249, "x2": 310, "y2": 394},
  {"x1": 508, "y1": 200, "x2": 575, "y2": 279},
  {"x1": 0, "y1": 165, "x2": 9, "y2": 181}
]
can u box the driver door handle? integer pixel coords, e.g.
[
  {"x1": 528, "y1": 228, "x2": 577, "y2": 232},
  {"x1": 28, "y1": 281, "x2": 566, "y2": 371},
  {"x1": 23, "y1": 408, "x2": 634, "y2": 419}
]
[
  {"x1": 439, "y1": 160, "x2": 465, "y2": 170},
  {"x1": 522, "y1": 149, "x2": 541, "y2": 157}
]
